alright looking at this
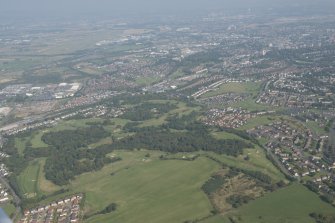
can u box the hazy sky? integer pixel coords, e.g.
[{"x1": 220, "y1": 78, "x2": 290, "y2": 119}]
[{"x1": 1, "y1": 0, "x2": 334, "y2": 19}]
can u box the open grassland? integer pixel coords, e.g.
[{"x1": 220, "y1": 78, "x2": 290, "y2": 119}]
[
  {"x1": 30, "y1": 131, "x2": 49, "y2": 148},
  {"x1": 15, "y1": 137, "x2": 29, "y2": 155},
  {"x1": 37, "y1": 159, "x2": 62, "y2": 193},
  {"x1": 17, "y1": 159, "x2": 43, "y2": 199},
  {"x1": 80, "y1": 153, "x2": 220, "y2": 223},
  {"x1": 208, "y1": 131, "x2": 284, "y2": 181},
  {"x1": 212, "y1": 131, "x2": 247, "y2": 141},
  {"x1": 202, "y1": 183, "x2": 335, "y2": 223},
  {"x1": 135, "y1": 76, "x2": 162, "y2": 86},
  {"x1": 17, "y1": 158, "x2": 61, "y2": 198},
  {"x1": 33, "y1": 150, "x2": 220, "y2": 223},
  {"x1": 229, "y1": 183, "x2": 335, "y2": 223},
  {"x1": 231, "y1": 98, "x2": 273, "y2": 112},
  {"x1": 238, "y1": 115, "x2": 278, "y2": 130},
  {"x1": 205, "y1": 149, "x2": 285, "y2": 183},
  {"x1": 201, "y1": 82, "x2": 261, "y2": 99}
]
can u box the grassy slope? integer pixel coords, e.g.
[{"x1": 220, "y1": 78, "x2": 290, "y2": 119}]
[
  {"x1": 37, "y1": 159, "x2": 62, "y2": 193},
  {"x1": 65, "y1": 152, "x2": 220, "y2": 223},
  {"x1": 17, "y1": 159, "x2": 42, "y2": 198},
  {"x1": 206, "y1": 150, "x2": 285, "y2": 183},
  {"x1": 30, "y1": 131, "x2": 49, "y2": 148},
  {"x1": 15, "y1": 137, "x2": 28, "y2": 156},
  {"x1": 211, "y1": 131, "x2": 285, "y2": 182},
  {"x1": 17, "y1": 158, "x2": 61, "y2": 198},
  {"x1": 231, "y1": 183, "x2": 335, "y2": 223}
]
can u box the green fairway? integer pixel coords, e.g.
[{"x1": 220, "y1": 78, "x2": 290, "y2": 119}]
[
  {"x1": 238, "y1": 115, "x2": 278, "y2": 130},
  {"x1": 138, "y1": 101, "x2": 200, "y2": 127},
  {"x1": 212, "y1": 131, "x2": 247, "y2": 141},
  {"x1": 37, "y1": 159, "x2": 62, "y2": 194},
  {"x1": 58, "y1": 151, "x2": 221, "y2": 223},
  {"x1": 135, "y1": 76, "x2": 161, "y2": 86},
  {"x1": 205, "y1": 149, "x2": 285, "y2": 182},
  {"x1": 30, "y1": 131, "x2": 49, "y2": 148},
  {"x1": 201, "y1": 82, "x2": 261, "y2": 99},
  {"x1": 15, "y1": 137, "x2": 28, "y2": 155},
  {"x1": 230, "y1": 183, "x2": 335, "y2": 223},
  {"x1": 17, "y1": 159, "x2": 42, "y2": 198},
  {"x1": 231, "y1": 98, "x2": 273, "y2": 112}
]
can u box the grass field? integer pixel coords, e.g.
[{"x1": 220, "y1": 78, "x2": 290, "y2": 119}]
[
  {"x1": 228, "y1": 183, "x2": 335, "y2": 223},
  {"x1": 77, "y1": 152, "x2": 220, "y2": 223},
  {"x1": 17, "y1": 158, "x2": 61, "y2": 198},
  {"x1": 135, "y1": 76, "x2": 162, "y2": 86},
  {"x1": 205, "y1": 149, "x2": 285, "y2": 183},
  {"x1": 32, "y1": 150, "x2": 220, "y2": 223},
  {"x1": 201, "y1": 82, "x2": 261, "y2": 99},
  {"x1": 17, "y1": 159, "x2": 43, "y2": 198},
  {"x1": 238, "y1": 115, "x2": 278, "y2": 130},
  {"x1": 231, "y1": 98, "x2": 273, "y2": 112},
  {"x1": 212, "y1": 131, "x2": 247, "y2": 141},
  {"x1": 30, "y1": 131, "x2": 49, "y2": 148},
  {"x1": 15, "y1": 137, "x2": 28, "y2": 155},
  {"x1": 37, "y1": 159, "x2": 62, "y2": 193},
  {"x1": 208, "y1": 131, "x2": 284, "y2": 181}
]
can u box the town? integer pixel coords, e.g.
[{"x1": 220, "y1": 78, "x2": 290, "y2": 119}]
[{"x1": 0, "y1": 5, "x2": 335, "y2": 223}]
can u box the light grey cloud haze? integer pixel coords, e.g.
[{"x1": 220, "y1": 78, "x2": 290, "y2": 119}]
[{"x1": 1, "y1": 0, "x2": 334, "y2": 19}]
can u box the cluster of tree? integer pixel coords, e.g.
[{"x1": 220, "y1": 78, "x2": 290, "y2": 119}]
[
  {"x1": 202, "y1": 175, "x2": 227, "y2": 195},
  {"x1": 309, "y1": 213, "x2": 335, "y2": 223},
  {"x1": 24, "y1": 147, "x2": 51, "y2": 159},
  {"x1": 303, "y1": 181, "x2": 335, "y2": 205},
  {"x1": 111, "y1": 128, "x2": 251, "y2": 156},
  {"x1": 239, "y1": 169, "x2": 272, "y2": 185},
  {"x1": 84, "y1": 202, "x2": 117, "y2": 219},
  {"x1": 99, "y1": 203, "x2": 117, "y2": 214},
  {"x1": 121, "y1": 102, "x2": 177, "y2": 121},
  {"x1": 163, "y1": 112, "x2": 198, "y2": 130},
  {"x1": 42, "y1": 126, "x2": 109, "y2": 148},
  {"x1": 45, "y1": 153, "x2": 120, "y2": 185},
  {"x1": 41, "y1": 126, "x2": 118, "y2": 185},
  {"x1": 226, "y1": 194, "x2": 253, "y2": 208},
  {"x1": 219, "y1": 128, "x2": 261, "y2": 147},
  {"x1": 324, "y1": 119, "x2": 334, "y2": 132}
]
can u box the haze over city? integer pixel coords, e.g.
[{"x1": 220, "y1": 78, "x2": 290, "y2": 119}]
[{"x1": 0, "y1": 0, "x2": 335, "y2": 223}]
